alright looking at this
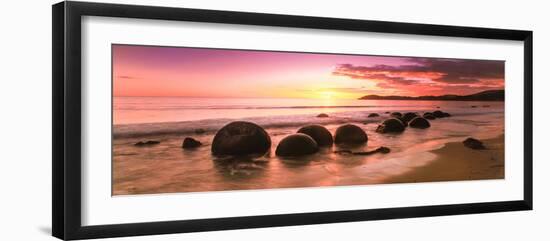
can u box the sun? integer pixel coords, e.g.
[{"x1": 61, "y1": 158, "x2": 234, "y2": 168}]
[{"x1": 319, "y1": 91, "x2": 335, "y2": 99}]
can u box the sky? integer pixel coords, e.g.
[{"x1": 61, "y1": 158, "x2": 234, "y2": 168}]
[{"x1": 113, "y1": 44, "x2": 504, "y2": 99}]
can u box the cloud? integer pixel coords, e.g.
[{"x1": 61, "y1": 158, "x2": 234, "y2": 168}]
[{"x1": 333, "y1": 58, "x2": 504, "y2": 85}]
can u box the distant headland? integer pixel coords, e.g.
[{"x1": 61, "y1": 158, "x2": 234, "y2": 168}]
[{"x1": 358, "y1": 90, "x2": 504, "y2": 101}]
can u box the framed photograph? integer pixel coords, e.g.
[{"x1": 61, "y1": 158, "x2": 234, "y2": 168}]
[{"x1": 52, "y1": 1, "x2": 533, "y2": 240}]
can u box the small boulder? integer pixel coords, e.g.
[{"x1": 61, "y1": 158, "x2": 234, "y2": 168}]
[
  {"x1": 409, "y1": 117, "x2": 431, "y2": 129},
  {"x1": 317, "y1": 113, "x2": 329, "y2": 118},
  {"x1": 194, "y1": 128, "x2": 206, "y2": 134},
  {"x1": 297, "y1": 125, "x2": 333, "y2": 147},
  {"x1": 368, "y1": 113, "x2": 379, "y2": 118},
  {"x1": 376, "y1": 118, "x2": 405, "y2": 133},
  {"x1": 182, "y1": 137, "x2": 202, "y2": 149},
  {"x1": 441, "y1": 112, "x2": 451, "y2": 117},
  {"x1": 275, "y1": 133, "x2": 319, "y2": 157},
  {"x1": 463, "y1": 138, "x2": 486, "y2": 150},
  {"x1": 433, "y1": 110, "x2": 444, "y2": 118},
  {"x1": 211, "y1": 121, "x2": 271, "y2": 156},
  {"x1": 134, "y1": 140, "x2": 160, "y2": 147},
  {"x1": 471, "y1": 105, "x2": 478, "y2": 108},
  {"x1": 334, "y1": 124, "x2": 368, "y2": 145},
  {"x1": 402, "y1": 112, "x2": 419, "y2": 122},
  {"x1": 391, "y1": 112, "x2": 402, "y2": 118},
  {"x1": 423, "y1": 112, "x2": 436, "y2": 120}
]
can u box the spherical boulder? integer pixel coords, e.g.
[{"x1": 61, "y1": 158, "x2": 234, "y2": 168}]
[
  {"x1": 403, "y1": 112, "x2": 419, "y2": 122},
  {"x1": 390, "y1": 112, "x2": 402, "y2": 118},
  {"x1": 334, "y1": 124, "x2": 368, "y2": 145},
  {"x1": 182, "y1": 137, "x2": 202, "y2": 149},
  {"x1": 297, "y1": 125, "x2": 333, "y2": 147},
  {"x1": 368, "y1": 113, "x2": 379, "y2": 118},
  {"x1": 317, "y1": 113, "x2": 329, "y2": 118},
  {"x1": 275, "y1": 133, "x2": 319, "y2": 157},
  {"x1": 423, "y1": 112, "x2": 436, "y2": 120},
  {"x1": 409, "y1": 117, "x2": 431, "y2": 129},
  {"x1": 212, "y1": 121, "x2": 271, "y2": 156},
  {"x1": 376, "y1": 118, "x2": 405, "y2": 133}
]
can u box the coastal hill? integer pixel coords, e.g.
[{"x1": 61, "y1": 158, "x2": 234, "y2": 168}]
[{"x1": 358, "y1": 90, "x2": 504, "y2": 101}]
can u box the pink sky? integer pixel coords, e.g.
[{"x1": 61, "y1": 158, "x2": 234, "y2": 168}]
[{"x1": 113, "y1": 44, "x2": 504, "y2": 99}]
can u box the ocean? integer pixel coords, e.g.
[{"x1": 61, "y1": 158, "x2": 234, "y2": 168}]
[{"x1": 112, "y1": 97, "x2": 504, "y2": 195}]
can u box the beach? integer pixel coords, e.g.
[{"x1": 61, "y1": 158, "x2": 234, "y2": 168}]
[
  {"x1": 112, "y1": 97, "x2": 505, "y2": 195},
  {"x1": 384, "y1": 135, "x2": 504, "y2": 184}
]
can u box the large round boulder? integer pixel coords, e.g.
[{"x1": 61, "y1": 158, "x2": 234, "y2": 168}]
[
  {"x1": 402, "y1": 112, "x2": 419, "y2": 122},
  {"x1": 297, "y1": 125, "x2": 333, "y2": 147},
  {"x1": 275, "y1": 133, "x2": 319, "y2": 157},
  {"x1": 376, "y1": 118, "x2": 405, "y2": 133},
  {"x1": 334, "y1": 124, "x2": 368, "y2": 145},
  {"x1": 423, "y1": 112, "x2": 436, "y2": 120},
  {"x1": 212, "y1": 121, "x2": 271, "y2": 156},
  {"x1": 409, "y1": 117, "x2": 431, "y2": 129}
]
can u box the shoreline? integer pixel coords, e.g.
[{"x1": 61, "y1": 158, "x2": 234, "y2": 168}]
[{"x1": 383, "y1": 134, "x2": 504, "y2": 184}]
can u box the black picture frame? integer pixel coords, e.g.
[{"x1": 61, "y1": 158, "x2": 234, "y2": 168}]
[{"x1": 52, "y1": 1, "x2": 533, "y2": 240}]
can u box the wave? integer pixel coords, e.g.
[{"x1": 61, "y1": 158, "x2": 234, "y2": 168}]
[
  {"x1": 113, "y1": 110, "x2": 503, "y2": 138},
  {"x1": 115, "y1": 105, "x2": 405, "y2": 111}
]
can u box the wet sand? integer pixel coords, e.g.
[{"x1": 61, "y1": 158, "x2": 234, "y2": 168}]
[{"x1": 384, "y1": 134, "x2": 504, "y2": 184}]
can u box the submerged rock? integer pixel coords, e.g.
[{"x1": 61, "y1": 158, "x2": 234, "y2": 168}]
[
  {"x1": 376, "y1": 118, "x2": 405, "y2": 133},
  {"x1": 211, "y1": 121, "x2": 271, "y2": 156},
  {"x1": 423, "y1": 112, "x2": 436, "y2": 120},
  {"x1": 334, "y1": 150, "x2": 353, "y2": 155},
  {"x1": 194, "y1": 128, "x2": 206, "y2": 134},
  {"x1": 297, "y1": 125, "x2": 333, "y2": 147},
  {"x1": 334, "y1": 124, "x2": 368, "y2": 145},
  {"x1": 463, "y1": 138, "x2": 486, "y2": 150},
  {"x1": 134, "y1": 140, "x2": 160, "y2": 147},
  {"x1": 353, "y1": 146, "x2": 391, "y2": 155},
  {"x1": 390, "y1": 112, "x2": 402, "y2": 118},
  {"x1": 182, "y1": 137, "x2": 202, "y2": 149},
  {"x1": 317, "y1": 113, "x2": 329, "y2": 118},
  {"x1": 335, "y1": 146, "x2": 390, "y2": 156},
  {"x1": 409, "y1": 117, "x2": 431, "y2": 129},
  {"x1": 368, "y1": 113, "x2": 379, "y2": 118},
  {"x1": 275, "y1": 133, "x2": 319, "y2": 157}
]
